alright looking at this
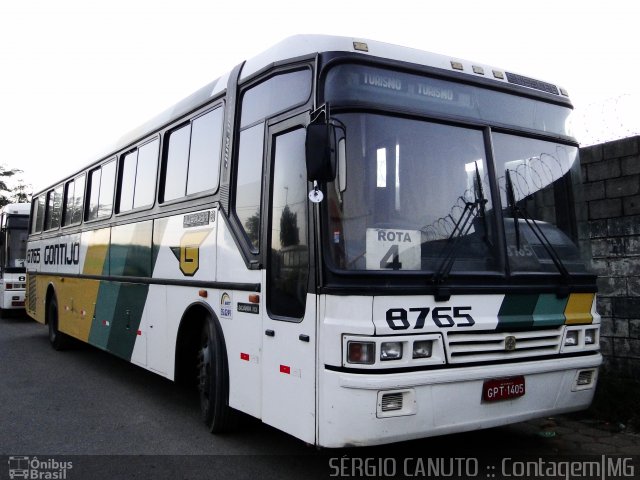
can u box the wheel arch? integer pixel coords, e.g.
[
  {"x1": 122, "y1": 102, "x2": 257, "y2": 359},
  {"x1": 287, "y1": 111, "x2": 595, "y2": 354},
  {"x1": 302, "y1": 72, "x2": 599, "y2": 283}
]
[
  {"x1": 44, "y1": 282, "x2": 57, "y2": 325},
  {"x1": 174, "y1": 301, "x2": 228, "y2": 386}
]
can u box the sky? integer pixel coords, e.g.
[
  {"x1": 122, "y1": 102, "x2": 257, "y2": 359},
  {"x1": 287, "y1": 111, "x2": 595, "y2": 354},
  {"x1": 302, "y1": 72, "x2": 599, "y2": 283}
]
[{"x1": 1, "y1": 0, "x2": 638, "y2": 194}]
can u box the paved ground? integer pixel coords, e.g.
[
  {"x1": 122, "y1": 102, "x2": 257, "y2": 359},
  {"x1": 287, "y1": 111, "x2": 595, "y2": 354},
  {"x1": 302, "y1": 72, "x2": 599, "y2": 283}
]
[
  {"x1": 1, "y1": 311, "x2": 638, "y2": 479},
  {"x1": 514, "y1": 415, "x2": 639, "y2": 455}
]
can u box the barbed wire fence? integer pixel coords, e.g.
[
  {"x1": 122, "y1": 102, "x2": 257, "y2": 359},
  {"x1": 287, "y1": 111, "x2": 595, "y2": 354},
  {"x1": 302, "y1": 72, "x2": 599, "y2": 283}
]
[{"x1": 573, "y1": 93, "x2": 640, "y2": 147}]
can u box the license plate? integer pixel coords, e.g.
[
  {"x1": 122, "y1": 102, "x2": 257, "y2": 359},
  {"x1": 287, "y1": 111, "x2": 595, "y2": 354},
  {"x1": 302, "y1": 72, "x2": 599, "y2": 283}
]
[{"x1": 482, "y1": 376, "x2": 525, "y2": 402}]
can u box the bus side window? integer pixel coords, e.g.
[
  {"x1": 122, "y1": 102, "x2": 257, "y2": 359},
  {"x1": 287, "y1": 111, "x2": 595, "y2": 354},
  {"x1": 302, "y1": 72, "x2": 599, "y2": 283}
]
[
  {"x1": 63, "y1": 179, "x2": 75, "y2": 226},
  {"x1": 71, "y1": 175, "x2": 85, "y2": 225},
  {"x1": 119, "y1": 151, "x2": 137, "y2": 212},
  {"x1": 87, "y1": 168, "x2": 102, "y2": 221},
  {"x1": 162, "y1": 107, "x2": 223, "y2": 202},
  {"x1": 31, "y1": 196, "x2": 46, "y2": 233},
  {"x1": 44, "y1": 186, "x2": 63, "y2": 231},
  {"x1": 119, "y1": 138, "x2": 159, "y2": 213},
  {"x1": 235, "y1": 124, "x2": 264, "y2": 250},
  {"x1": 186, "y1": 108, "x2": 222, "y2": 195},
  {"x1": 98, "y1": 160, "x2": 116, "y2": 218},
  {"x1": 233, "y1": 69, "x2": 312, "y2": 253},
  {"x1": 163, "y1": 124, "x2": 190, "y2": 202},
  {"x1": 87, "y1": 159, "x2": 116, "y2": 221},
  {"x1": 63, "y1": 174, "x2": 85, "y2": 226},
  {"x1": 134, "y1": 139, "x2": 159, "y2": 208}
]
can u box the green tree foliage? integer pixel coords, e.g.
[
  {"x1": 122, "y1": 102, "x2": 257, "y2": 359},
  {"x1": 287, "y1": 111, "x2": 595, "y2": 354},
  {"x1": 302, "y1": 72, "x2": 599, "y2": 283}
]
[
  {"x1": 280, "y1": 205, "x2": 299, "y2": 247},
  {"x1": 244, "y1": 213, "x2": 261, "y2": 248},
  {"x1": 0, "y1": 165, "x2": 31, "y2": 207}
]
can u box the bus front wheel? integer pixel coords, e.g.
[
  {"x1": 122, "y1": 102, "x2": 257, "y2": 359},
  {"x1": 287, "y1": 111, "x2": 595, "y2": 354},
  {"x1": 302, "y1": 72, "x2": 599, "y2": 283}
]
[{"x1": 198, "y1": 319, "x2": 234, "y2": 433}]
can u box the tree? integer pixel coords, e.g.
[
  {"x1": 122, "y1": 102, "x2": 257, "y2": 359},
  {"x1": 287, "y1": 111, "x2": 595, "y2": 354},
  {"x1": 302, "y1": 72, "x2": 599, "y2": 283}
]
[
  {"x1": 11, "y1": 180, "x2": 32, "y2": 204},
  {"x1": 244, "y1": 213, "x2": 261, "y2": 247},
  {"x1": 280, "y1": 205, "x2": 299, "y2": 247},
  {"x1": 0, "y1": 165, "x2": 30, "y2": 207}
]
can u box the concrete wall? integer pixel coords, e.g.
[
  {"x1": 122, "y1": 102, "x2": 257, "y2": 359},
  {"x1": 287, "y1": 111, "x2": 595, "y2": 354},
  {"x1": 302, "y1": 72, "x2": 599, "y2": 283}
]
[{"x1": 580, "y1": 136, "x2": 640, "y2": 379}]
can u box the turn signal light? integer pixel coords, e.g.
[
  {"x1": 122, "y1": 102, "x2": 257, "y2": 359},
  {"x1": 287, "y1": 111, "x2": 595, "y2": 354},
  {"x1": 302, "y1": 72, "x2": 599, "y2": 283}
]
[{"x1": 347, "y1": 341, "x2": 375, "y2": 364}]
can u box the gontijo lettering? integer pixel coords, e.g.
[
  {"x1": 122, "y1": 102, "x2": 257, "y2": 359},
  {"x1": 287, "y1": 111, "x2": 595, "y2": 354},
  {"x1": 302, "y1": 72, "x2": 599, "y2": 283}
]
[{"x1": 43, "y1": 242, "x2": 80, "y2": 265}]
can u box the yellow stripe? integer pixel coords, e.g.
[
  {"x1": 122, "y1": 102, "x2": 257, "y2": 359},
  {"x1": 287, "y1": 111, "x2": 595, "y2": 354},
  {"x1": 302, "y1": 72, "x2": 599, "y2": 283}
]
[
  {"x1": 82, "y1": 228, "x2": 110, "y2": 275},
  {"x1": 42, "y1": 229, "x2": 110, "y2": 340},
  {"x1": 62, "y1": 228, "x2": 111, "y2": 340},
  {"x1": 564, "y1": 293, "x2": 594, "y2": 325},
  {"x1": 58, "y1": 277, "x2": 99, "y2": 342}
]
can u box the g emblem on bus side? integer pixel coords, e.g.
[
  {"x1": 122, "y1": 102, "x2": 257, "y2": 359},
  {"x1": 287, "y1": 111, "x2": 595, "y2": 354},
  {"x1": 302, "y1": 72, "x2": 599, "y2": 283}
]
[{"x1": 171, "y1": 230, "x2": 211, "y2": 277}]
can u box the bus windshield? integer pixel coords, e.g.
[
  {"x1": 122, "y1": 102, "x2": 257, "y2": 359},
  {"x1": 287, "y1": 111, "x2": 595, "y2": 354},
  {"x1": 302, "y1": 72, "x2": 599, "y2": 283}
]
[
  {"x1": 4, "y1": 216, "x2": 28, "y2": 269},
  {"x1": 323, "y1": 67, "x2": 588, "y2": 276},
  {"x1": 326, "y1": 113, "x2": 499, "y2": 273}
]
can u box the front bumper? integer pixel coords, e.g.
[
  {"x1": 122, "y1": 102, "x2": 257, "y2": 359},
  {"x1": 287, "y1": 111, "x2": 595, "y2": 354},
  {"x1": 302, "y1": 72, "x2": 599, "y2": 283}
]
[{"x1": 318, "y1": 353, "x2": 602, "y2": 448}]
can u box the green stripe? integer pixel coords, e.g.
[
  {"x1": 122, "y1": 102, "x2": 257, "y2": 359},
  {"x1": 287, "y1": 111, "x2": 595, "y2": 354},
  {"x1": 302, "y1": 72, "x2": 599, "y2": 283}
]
[
  {"x1": 110, "y1": 221, "x2": 153, "y2": 277},
  {"x1": 106, "y1": 283, "x2": 149, "y2": 360},
  {"x1": 86, "y1": 218, "x2": 166, "y2": 361},
  {"x1": 497, "y1": 293, "x2": 569, "y2": 331},
  {"x1": 88, "y1": 281, "x2": 149, "y2": 360},
  {"x1": 532, "y1": 294, "x2": 567, "y2": 327},
  {"x1": 497, "y1": 294, "x2": 538, "y2": 330},
  {"x1": 88, "y1": 281, "x2": 120, "y2": 349}
]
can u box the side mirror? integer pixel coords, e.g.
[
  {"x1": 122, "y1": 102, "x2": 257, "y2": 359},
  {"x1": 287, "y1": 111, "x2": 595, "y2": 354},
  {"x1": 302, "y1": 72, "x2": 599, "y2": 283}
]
[{"x1": 305, "y1": 123, "x2": 336, "y2": 182}]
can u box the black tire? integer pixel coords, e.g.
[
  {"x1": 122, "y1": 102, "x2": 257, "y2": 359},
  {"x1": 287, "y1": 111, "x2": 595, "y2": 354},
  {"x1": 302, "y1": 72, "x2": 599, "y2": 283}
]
[
  {"x1": 198, "y1": 318, "x2": 235, "y2": 433},
  {"x1": 47, "y1": 295, "x2": 71, "y2": 351}
]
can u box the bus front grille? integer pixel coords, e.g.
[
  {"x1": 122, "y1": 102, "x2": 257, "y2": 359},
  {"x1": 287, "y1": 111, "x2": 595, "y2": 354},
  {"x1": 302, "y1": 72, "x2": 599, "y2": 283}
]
[{"x1": 445, "y1": 327, "x2": 563, "y2": 363}]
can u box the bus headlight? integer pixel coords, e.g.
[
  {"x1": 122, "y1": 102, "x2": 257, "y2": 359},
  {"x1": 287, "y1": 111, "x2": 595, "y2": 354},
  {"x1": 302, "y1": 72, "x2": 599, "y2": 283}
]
[
  {"x1": 380, "y1": 342, "x2": 403, "y2": 361},
  {"x1": 584, "y1": 328, "x2": 598, "y2": 345},
  {"x1": 564, "y1": 330, "x2": 579, "y2": 347},
  {"x1": 412, "y1": 340, "x2": 432, "y2": 359},
  {"x1": 347, "y1": 341, "x2": 375, "y2": 364}
]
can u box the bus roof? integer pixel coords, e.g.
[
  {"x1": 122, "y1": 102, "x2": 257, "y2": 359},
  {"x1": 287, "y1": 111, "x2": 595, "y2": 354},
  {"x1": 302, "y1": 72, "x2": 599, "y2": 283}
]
[
  {"x1": 240, "y1": 34, "x2": 563, "y2": 90},
  {"x1": 39, "y1": 35, "x2": 570, "y2": 195},
  {"x1": 0, "y1": 203, "x2": 30, "y2": 216},
  {"x1": 118, "y1": 35, "x2": 567, "y2": 152}
]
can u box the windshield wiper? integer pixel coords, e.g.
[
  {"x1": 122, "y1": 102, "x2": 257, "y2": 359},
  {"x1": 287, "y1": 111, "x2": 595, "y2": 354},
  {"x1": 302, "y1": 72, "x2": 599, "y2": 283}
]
[
  {"x1": 504, "y1": 169, "x2": 571, "y2": 288},
  {"x1": 432, "y1": 163, "x2": 489, "y2": 299},
  {"x1": 474, "y1": 161, "x2": 491, "y2": 248},
  {"x1": 505, "y1": 170, "x2": 521, "y2": 250}
]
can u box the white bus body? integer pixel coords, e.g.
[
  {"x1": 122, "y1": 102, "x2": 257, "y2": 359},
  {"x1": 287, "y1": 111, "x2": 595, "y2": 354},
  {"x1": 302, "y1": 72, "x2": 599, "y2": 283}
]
[
  {"x1": 0, "y1": 203, "x2": 30, "y2": 310},
  {"x1": 26, "y1": 35, "x2": 600, "y2": 447}
]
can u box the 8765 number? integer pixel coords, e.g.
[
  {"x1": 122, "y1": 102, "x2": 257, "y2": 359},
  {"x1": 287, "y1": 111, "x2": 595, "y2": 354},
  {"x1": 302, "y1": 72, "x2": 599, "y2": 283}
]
[{"x1": 386, "y1": 306, "x2": 475, "y2": 330}]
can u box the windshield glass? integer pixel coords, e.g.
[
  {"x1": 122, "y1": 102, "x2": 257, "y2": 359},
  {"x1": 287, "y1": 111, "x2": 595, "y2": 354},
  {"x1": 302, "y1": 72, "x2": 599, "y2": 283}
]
[
  {"x1": 324, "y1": 114, "x2": 590, "y2": 276},
  {"x1": 493, "y1": 134, "x2": 588, "y2": 273},
  {"x1": 325, "y1": 113, "x2": 499, "y2": 273},
  {"x1": 6, "y1": 223, "x2": 28, "y2": 269}
]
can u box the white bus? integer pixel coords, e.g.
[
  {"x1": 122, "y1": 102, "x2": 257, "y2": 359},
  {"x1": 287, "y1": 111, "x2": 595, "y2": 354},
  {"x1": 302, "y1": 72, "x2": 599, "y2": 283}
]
[
  {"x1": 0, "y1": 203, "x2": 30, "y2": 310},
  {"x1": 25, "y1": 35, "x2": 601, "y2": 447}
]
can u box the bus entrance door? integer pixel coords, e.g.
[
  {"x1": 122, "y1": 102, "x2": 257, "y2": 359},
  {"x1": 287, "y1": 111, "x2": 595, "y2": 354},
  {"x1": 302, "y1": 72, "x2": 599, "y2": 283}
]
[
  {"x1": 260, "y1": 123, "x2": 316, "y2": 444},
  {"x1": 261, "y1": 293, "x2": 317, "y2": 445}
]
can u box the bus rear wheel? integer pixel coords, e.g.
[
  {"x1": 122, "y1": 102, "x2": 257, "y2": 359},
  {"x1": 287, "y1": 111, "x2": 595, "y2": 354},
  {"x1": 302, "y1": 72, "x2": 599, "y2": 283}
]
[
  {"x1": 197, "y1": 319, "x2": 234, "y2": 433},
  {"x1": 47, "y1": 295, "x2": 71, "y2": 351}
]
